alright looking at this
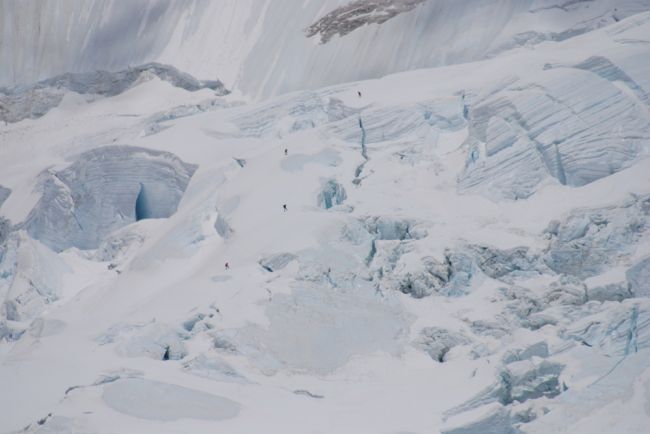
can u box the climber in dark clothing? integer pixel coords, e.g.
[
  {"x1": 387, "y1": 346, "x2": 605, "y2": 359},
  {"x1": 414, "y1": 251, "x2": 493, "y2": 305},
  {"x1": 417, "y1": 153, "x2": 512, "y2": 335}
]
[
  {"x1": 284, "y1": 148, "x2": 288, "y2": 156},
  {"x1": 225, "y1": 262, "x2": 230, "y2": 270},
  {"x1": 357, "y1": 90, "x2": 362, "y2": 98},
  {"x1": 282, "y1": 204, "x2": 288, "y2": 212}
]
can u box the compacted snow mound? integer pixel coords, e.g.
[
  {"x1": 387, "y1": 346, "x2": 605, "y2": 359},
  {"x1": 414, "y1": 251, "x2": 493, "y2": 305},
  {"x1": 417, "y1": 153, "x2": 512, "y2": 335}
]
[{"x1": 24, "y1": 146, "x2": 197, "y2": 252}]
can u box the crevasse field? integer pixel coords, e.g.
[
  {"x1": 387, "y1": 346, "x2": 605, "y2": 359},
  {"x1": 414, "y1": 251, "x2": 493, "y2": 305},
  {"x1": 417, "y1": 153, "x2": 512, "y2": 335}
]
[{"x1": 1, "y1": 1, "x2": 650, "y2": 433}]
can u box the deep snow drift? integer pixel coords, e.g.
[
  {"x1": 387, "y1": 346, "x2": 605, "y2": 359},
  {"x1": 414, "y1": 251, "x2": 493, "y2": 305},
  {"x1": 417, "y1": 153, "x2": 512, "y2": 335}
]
[{"x1": 1, "y1": 2, "x2": 650, "y2": 434}]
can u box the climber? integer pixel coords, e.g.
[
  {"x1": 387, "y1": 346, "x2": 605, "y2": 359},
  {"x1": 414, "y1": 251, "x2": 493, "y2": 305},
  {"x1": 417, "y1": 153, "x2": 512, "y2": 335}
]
[
  {"x1": 282, "y1": 204, "x2": 288, "y2": 212},
  {"x1": 225, "y1": 262, "x2": 230, "y2": 270},
  {"x1": 357, "y1": 90, "x2": 362, "y2": 98},
  {"x1": 284, "y1": 148, "x2": 288, "y2": 156}
]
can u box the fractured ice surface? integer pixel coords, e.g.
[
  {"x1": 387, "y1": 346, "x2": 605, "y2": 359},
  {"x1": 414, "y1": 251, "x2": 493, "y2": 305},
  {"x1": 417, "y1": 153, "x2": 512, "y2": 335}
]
[
  {"x1": 24, "y1": 146, "x2": 197, "y2": 252},
  {"x1": 232, "y1": 93, "x2": 355, "y2": 138},
  {"x1": 627, "y1": 257, "x2": 650, "y2": 297},
  {"x1": 470, "y1": 245, "x2": 544, "y2": 282},
  {"x1": 305, "y1": 0, "x2": 427, "y2": 43},
  {"x1": 113, "y1": 322, "x2": 189, "y2": 360},
  {"x1": 362, "y1": 216, "x2": 427, "y2": 241},
  {"x1": 448, "y1": 358, "x2": 564, "y2": 425},
  {"x1": 415, "y1": 327, "x2": 471, "y2": 362},
  {"x1": 0, "y1": 217, "x2": 11, "y2": 246},
  {"x1": 0, "y1": 232, "x2": 68, "y2": 336},
  {"x1": 574, "y1": 54, "x2": 650, "y2": 105},
  {"x1": 502, "y1": 359, "x2": 564, "y2": 404},
  {"x1": 0, "y1": 63, "x2": 228, "y2": 123},
  {"x1": 327, "y1": 98, "x2": 465, "y2": 146},
  {"x1": 543, "y1": 195, "x2": 648, "y2": 277},
  {"x1": 460, "y1": 67, "x2": 650, "y2": 199},
  {"x1": 564, "y1": 300, "x2": 650, "y2": 356},
  {"x1": 214, "y1": 212, "x2": 234, "y2": 239},
  {"x1": 502, "y1": 341, "x2": 549, "y2": 365},
  {"x1": 317, "y1": 179, "x2": 347, "y2": 209},
  {"x1": 94, "y1": 227, "x2": 146, "y2": 263},
  {"x1": 442, "y1": 404, "x2": 519, "y2": 434}
]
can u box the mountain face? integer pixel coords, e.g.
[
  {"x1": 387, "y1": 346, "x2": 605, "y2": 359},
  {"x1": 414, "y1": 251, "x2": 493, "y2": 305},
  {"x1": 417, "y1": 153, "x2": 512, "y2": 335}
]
[
  {"x1": 1, "y1": 1, "x2": 650, "y2": 434},
  {"x1": 2, "y1": 0, "x2": 647, "y2": 98}
]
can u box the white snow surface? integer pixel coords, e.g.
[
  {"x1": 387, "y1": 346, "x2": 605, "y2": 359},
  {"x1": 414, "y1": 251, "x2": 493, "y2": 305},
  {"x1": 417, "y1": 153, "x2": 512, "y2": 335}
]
[
  {"x1": 1, "y1": 3, "x2": 650, "y2": 434},
  {"x1": 3, "y1": 0, "x2": 650, "y2": 98}
]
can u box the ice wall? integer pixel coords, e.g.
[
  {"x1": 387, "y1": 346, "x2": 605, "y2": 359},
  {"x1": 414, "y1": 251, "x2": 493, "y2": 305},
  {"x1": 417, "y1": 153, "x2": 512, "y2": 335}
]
[{"x1": 23, "y1": 146, "x2": 197, "y2": 252}]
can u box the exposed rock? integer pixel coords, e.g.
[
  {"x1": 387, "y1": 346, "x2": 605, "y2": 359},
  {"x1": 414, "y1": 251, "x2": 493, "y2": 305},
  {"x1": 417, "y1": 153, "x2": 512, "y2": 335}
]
[{"x1": 305, "y1": 0, "x2": 427, "y2": 44}]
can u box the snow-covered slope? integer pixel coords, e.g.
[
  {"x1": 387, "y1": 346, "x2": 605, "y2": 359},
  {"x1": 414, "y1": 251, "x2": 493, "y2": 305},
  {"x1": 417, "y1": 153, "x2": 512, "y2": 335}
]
[
  {"x1": 1, "y1": 3, "x2": 650, "y2": 434},
  {"x1": 3, "y1": 0, "x2": 650, "y2": 98}
]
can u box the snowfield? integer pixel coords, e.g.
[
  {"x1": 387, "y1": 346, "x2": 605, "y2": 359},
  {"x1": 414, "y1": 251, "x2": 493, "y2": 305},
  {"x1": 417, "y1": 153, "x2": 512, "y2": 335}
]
[{"x1": 1, "y1": 1, "x2": 650, "y2": 433}]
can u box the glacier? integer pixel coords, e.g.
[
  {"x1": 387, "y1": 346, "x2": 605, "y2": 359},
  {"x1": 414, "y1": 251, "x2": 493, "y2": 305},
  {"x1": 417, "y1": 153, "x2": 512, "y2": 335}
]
[{"x1": 1, "y1": 1, "x2": 650, "y2": 434}]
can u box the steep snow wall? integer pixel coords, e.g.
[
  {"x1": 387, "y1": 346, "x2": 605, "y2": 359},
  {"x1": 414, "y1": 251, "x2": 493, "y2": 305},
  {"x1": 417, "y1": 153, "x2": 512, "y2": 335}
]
[
  {"x1": 23, "y1": 146, "x2": 197, "y2": 252},
  {"x1": 459, "y1": 56, "x2": 650, "y2": 200},
  {"x1": 2, "y1": 0, "x2": 649, "y2": 98}
]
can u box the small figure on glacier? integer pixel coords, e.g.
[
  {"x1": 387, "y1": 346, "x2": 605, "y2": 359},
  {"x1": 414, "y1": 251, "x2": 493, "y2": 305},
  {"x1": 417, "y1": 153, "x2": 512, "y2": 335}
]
[
  {"x1": 224, "y1": 262, "x2": 230, "y2": 270},
  {"x1": 284, "y1": 148, "x2": 288, "y2": 156},
  {"x1": 357, "y1": 90, "x2": 362, "y2": 98},
  {"x1": 282, "y1": 204, "x2": 288, "y2": 212}
]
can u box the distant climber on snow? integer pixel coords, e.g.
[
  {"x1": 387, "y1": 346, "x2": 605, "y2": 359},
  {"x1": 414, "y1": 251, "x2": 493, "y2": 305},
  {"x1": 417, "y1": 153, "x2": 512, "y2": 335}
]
[
  {"x1": 224, "y1": 262, "x2": 230, "y2": 270},
  {"x1": 284, "y1": 148, "x2": 288, "y2": 156},
  {"x1": 357, "y1": 90, "x2": 362, "y2": 98},
  {"x1": 282, "y1": 204, "x2": 288, "y2": 212}
]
